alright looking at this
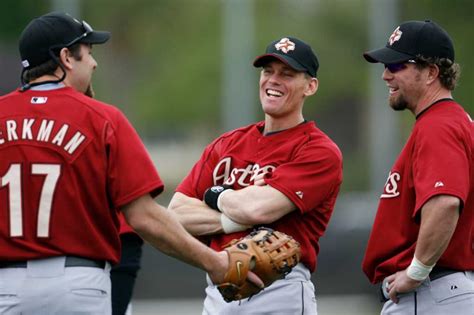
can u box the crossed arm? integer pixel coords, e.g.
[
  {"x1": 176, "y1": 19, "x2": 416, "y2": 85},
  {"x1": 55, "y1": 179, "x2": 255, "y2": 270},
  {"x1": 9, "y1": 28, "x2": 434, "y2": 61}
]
[
  {"x1": 217, "y1": 185, "x2": 295, "y2": 224},
  {"x1": 168, "y1": 177, "x2": 296, "y2": 236},
  {"x1": 385, "y1": 194, "x2": 460, "y2": 303}
]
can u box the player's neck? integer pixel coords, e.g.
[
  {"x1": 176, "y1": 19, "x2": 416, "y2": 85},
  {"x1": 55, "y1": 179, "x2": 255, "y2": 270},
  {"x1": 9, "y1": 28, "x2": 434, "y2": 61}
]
[
  {"x1": 263, "y1": 115, "x2": 305, "y2": 135},
  {"x1": 412, "y1": 86, "x2": 452, "y2": 116},
  {"x1": 29, "y1": 74, "x2": 63, "y2": 85}
]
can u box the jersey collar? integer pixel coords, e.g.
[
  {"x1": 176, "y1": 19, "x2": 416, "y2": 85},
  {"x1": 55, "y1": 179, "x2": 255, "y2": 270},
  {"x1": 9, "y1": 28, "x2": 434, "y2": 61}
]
[{"x1": 30, "y1": 82, "x2": 66, "y2": 91}]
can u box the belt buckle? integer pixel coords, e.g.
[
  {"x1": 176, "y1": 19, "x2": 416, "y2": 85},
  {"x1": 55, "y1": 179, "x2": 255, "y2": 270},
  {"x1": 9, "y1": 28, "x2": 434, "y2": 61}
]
[{"x1": 379, "y1": 278, "x2": 390, "y2": 302}]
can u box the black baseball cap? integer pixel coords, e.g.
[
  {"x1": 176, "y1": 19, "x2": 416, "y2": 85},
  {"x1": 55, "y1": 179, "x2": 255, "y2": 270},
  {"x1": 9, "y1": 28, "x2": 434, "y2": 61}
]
[
  {"x1": 19, "y1": 11, "x2": 111, "y2": 69},
  {"x1": 253, "y1": 36, "x2": 319, "y2": 77},
  {"x1": 363, "y1": 20, "x2": 454, "y2": 64}
]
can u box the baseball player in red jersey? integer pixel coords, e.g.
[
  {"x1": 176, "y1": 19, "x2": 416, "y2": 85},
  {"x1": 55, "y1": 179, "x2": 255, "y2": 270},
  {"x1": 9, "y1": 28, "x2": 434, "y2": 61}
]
[
  {"x1": 168, "y1": 37, "x2": 343, "y2": 314},
  {"x1": 0, "y1": 12, "x2": 261, "y2": 314},
  {"x1": 362, "y1": 20, "x2": 474, "y2": 314}
]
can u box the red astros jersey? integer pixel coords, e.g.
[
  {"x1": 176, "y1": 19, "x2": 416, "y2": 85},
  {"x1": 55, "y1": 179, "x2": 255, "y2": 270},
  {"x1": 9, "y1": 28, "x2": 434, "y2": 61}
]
[
  {"x1": 0, "y1": 87, "x2": 163, "y2": 264},
  {"x1": 363, "y1": 99, "x2": 474, "y2": 283},
  {"x1": 177, "y1": 121, "x2": 342, "y2": 272}
]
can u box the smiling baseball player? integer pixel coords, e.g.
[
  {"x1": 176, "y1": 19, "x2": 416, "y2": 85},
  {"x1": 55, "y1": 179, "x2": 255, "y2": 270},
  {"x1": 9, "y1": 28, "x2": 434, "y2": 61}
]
[
  {"x1": 169, "y1": 36, "x2": 343, "y2": 314},
  {"x1": 362, "y1": 20, "x2": 474, "y2": 314}
]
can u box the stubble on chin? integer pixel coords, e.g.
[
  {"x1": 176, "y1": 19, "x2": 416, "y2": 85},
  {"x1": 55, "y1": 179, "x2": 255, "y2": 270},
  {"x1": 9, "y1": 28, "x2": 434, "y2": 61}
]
[{"x1": 389, "y1": 94, "x2": 408, "y2": 111}]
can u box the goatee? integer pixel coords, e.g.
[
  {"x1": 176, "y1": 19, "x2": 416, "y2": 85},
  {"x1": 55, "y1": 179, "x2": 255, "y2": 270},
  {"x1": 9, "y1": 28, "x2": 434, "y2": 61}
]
[{"x1": 389, "y1": 95, "x2": 408, "y2": 111}]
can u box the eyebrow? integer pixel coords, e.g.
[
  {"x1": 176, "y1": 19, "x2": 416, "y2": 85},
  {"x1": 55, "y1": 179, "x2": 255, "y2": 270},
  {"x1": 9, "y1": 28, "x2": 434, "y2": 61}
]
[
  {"x1": 281, "y1": 65, "x2": 294, "y2": 71},
  {"x1": 263, "y1": 64, "x2": 295, "y2": 72}
]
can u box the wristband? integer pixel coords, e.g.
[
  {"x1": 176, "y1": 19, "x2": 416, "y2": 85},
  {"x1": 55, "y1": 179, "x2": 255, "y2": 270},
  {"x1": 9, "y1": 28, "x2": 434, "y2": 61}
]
[
  {"x1": 406, "y1": 256, "x2": 435, "y2": 281},
  {"x1": 217, "y1": 188, "x2": 233, "y2": 213},
  {"x1": 204, "y1": 185, "x2": 232, "y2": 211},
  {"x1": 220, "y1": 214, "x2": 250, "y2": 234}
]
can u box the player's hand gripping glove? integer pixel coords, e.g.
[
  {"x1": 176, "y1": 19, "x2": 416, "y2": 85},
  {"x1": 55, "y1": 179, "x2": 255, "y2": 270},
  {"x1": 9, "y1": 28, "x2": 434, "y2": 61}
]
[{"x1": 217, "y1": 227, "x2": 301, "y2": 302}]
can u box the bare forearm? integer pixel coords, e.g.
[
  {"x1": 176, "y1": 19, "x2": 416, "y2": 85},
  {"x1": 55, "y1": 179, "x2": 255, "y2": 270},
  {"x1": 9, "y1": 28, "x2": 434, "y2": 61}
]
[
  {"x1": 415, "y1": 195, "x2": 460, "y2": 265},
  {"x1": 122, "y1": 195, "x2": 220, "y2": 271},
  {"x1": 169, "y1": 192, "x2": 225, "y2": 236},
  {"x1": 220, "y1": 185, "x2": 295, "y2": 224},
  {"x1": 174, "y1": 206, "x2": 224, "y2": 236},
  {"x1": 385, "y1": 196, "x2": 461, "y2": 300}
]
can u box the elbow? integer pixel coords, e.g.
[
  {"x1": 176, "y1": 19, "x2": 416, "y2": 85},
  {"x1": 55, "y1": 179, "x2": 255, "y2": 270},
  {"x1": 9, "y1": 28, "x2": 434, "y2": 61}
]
[
  {"x1": 168, "y1": 197, "x2": 186, "y2": 225},
  {"x1": 171, "y1": 208, "x2": 188, "y2": 227},
  {"x1": 122, "y1": 197, "x2": 156, "y2": 237},
  {"x1": 446, "y1": 198, "x2": 462, "y2": 221},
  {"x1": 448, "y1": 198, "x2": 461, "y2": 211},
  {"x1": 167, "y1": 198, "x2": 180, "y2": 214},
  {"x1": 167, "y1": 203, "x2": 194, "y2": 231},
  {"x1": 125, "y1": 210, "x2": 149, "y2": 236},
  {"x1": 438, "y1": 195, "x2": 462, "y2": 214}
]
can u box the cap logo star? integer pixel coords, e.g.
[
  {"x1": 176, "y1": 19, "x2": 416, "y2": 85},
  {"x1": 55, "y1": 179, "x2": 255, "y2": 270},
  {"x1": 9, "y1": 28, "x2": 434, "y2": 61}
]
[
  {"x1": 275, "y1": 38, "x2": 295, "y2": 54},
  {"x1": 388, "y1": 26, "x2": 403, "y2": 45}
]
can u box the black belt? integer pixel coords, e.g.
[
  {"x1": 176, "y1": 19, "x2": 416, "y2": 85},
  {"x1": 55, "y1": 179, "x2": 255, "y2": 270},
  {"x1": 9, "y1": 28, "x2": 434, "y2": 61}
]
[
  {"x1": 0, "y1": 256, "x2": 106, "y2": 269},
  {"x1": 429, "y1": 266, "x2": 459, "y2": 281}
]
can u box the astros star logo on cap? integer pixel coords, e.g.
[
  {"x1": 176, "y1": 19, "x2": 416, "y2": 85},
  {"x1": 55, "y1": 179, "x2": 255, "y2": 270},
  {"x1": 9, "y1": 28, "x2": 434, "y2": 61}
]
[
  {"x1": 275, "y1": 38, "x2": 295, "y2": 54},
  {"x1": 388, "y1": 26, "x2": 403, "y2": 46}
]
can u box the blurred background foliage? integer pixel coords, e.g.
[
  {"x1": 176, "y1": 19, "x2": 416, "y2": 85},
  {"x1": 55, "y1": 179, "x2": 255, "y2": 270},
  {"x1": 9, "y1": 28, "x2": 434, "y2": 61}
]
[{"x1": 0, "y1": 0, "x2": 472, "y2": 192}]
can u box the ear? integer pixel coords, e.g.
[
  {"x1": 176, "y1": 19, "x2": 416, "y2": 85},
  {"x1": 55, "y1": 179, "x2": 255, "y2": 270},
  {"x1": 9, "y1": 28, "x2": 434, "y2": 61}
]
[
  {"x1": 304, "y1": 77, "x2": 318, "y2": 96},
  {"x1": 58, "y1": 47, "x2": 74, "y2": 70},
  {"x1": 426, "y1": 64, "x2": 440, "y2": 85}
]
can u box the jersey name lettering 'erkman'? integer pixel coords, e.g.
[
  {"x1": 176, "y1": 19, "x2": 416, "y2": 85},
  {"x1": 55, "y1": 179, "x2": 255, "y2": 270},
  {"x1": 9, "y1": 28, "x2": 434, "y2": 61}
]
[
  {"x1": 0, "y1": 118, "x2": 86, "y2": 155},
  {"x1": 213, "y1": 157, "x2": 276, "y2": 186},
  {"x1": 381, "y1": 171, "x2": 400, "y2": 198}
]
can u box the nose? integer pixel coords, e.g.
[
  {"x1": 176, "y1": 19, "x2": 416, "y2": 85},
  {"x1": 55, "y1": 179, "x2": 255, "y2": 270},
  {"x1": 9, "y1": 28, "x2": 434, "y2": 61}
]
[
  {"x1": 91, "y1": 57, "x2": 98, "y2": 69},
  {"x1": 267, "y1": 73, "x2": 280, "y2": 85},
  {"x1": 381, "y1": 67, "x2": 392, "y2": 81}
]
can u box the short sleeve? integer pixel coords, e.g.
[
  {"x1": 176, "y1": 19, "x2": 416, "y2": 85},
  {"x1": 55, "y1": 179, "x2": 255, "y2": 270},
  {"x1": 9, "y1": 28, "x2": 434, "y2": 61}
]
[
  {"x1": 106, "y1": 110, "x2": 164, "y2": 208},
  {"x1": 412, "y1": 121, "x2": 470, "y2": 214},
  {"x1": 265, "y1": 142, "x2": 343, "y2": 213}
]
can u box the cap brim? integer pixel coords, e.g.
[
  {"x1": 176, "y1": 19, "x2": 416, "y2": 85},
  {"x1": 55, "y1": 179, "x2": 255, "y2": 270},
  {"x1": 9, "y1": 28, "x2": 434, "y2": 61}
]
[
  {"x1": 253, "y1": 53, "x2": 306, "y2": 72},
  {"x1": 363, "y1": 46, "x2": 414, "y2": 64},
  {"x1": 82, "y1": 31, "x2": 111, "y2": 45}
]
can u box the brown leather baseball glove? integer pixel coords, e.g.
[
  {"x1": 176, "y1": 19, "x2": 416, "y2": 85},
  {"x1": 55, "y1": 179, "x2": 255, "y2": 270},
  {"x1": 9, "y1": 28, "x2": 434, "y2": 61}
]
[{"x1": 217, "y1": 227, "x2": 301, "y2": 302}]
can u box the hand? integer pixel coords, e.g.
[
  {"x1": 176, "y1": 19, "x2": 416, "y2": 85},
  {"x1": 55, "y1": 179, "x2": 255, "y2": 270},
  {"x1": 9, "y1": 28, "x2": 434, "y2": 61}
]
[
  {"x1": 253, "y1": 172, "x2": 269, "y2": 186},
  {"x1": 385, "y1": 270, "x2": 423, "y2": 303},
  {"x1": 207, "y1": 251, "x2": 264, "y2": 289}
]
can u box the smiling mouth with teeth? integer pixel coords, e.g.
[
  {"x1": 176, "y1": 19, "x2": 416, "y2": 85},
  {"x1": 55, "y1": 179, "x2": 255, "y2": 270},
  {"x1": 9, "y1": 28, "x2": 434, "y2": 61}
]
[
  {"x1": 266, "y1": 89, "x2": 283, "y2": 97},
  {"x1": 388, "y1": 87, "x2": 399, "y2": 95}
]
